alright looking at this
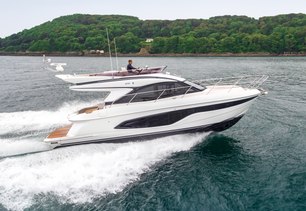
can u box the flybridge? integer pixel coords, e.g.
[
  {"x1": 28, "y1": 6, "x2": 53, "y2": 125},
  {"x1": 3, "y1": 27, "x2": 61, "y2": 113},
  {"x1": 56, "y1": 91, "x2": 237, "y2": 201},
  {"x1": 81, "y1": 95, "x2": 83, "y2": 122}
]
[
  {"x1": 55, "y1": 66, "x2": 167, "y2": 85},
  {"x1": 43, "y1": 55, "x2": 167, "y2": 84}
]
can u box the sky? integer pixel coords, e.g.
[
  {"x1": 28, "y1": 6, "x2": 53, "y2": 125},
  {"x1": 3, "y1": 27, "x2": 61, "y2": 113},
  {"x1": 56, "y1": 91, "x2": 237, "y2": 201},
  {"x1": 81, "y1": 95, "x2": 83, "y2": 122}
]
[{"x1": 0, "y1": 0, "x2": 306, "y2": 38}]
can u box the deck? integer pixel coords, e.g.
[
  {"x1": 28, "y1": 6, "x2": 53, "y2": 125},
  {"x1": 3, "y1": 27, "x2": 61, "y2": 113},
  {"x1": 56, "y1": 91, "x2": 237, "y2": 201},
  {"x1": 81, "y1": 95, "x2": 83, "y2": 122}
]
[{"x1": 47, "y1": 125, "x2": 72, "y2": 139}]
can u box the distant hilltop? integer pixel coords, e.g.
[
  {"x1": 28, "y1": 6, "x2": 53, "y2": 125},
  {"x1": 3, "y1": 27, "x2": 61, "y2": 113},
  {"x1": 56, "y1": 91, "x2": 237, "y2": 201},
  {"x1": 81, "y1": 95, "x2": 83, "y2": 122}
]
[{"x1": 0, "y1": 13, "x2": 305, "y2": 56}]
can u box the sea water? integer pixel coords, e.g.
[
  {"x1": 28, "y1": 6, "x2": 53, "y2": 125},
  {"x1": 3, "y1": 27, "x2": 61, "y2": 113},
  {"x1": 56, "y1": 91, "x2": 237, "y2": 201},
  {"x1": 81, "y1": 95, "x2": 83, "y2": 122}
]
[{"x1": 0, "y1": 56, "x2": 305, "y2": 210}]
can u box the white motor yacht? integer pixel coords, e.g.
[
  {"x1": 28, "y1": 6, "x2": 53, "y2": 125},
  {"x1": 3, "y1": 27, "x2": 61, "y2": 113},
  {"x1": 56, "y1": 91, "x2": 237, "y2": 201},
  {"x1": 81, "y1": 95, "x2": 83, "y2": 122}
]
[{"x1": 44, "y1": 71, "x2": 268, "y2": 148}]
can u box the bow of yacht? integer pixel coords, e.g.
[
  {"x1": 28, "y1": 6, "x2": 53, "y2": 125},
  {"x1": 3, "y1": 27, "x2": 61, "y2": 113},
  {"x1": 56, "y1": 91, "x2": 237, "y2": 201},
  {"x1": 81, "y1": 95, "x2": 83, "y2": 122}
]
[{"x1": 44, "y1": 70, "x2": 268, "y2": 148}]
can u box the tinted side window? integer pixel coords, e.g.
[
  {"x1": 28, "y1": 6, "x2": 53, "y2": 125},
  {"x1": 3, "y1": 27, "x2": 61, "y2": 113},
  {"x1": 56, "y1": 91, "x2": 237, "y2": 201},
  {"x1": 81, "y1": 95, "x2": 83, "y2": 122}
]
[
  {"x1": 115, "y1": 84, "x2": 162, "y2": 104},
  {"x1": 157, "y1": 82, "x2": 198, "y2": 99},
  {"x1": 114, "y1": 82, "x2": 200, "y2": 104},
  {"x1": 132, "y1": 85, "x2": 161, "y2": 102}
]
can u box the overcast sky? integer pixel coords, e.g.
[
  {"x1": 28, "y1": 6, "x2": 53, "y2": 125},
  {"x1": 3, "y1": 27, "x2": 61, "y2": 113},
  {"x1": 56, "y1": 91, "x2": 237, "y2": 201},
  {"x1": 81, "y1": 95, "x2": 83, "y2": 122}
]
[{"x1": 1, "y1": 0, "x2": 306, "y2": 38}]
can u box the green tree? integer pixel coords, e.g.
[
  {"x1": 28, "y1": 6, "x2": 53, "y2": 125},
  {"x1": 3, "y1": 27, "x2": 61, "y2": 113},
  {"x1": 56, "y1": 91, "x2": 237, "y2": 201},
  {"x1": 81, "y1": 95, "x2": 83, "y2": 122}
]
[
  {"x1": 29, "y1": 40, "x2": 50, "y2": 51},
  {"x1": 1, "y1": 13, "x2": 306, "y2": 54},
  {"x1": 116, "y1": 32, "x2": 140, "y2": 53},
  {"x1": 84, "y1": 36, "x2": 106, "y2": 50}
]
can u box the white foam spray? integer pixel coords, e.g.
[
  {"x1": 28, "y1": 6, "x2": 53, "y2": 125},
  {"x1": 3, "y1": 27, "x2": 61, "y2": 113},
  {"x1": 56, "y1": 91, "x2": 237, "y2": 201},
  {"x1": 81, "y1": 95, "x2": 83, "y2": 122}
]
[
  {"x1": 0, "y1": 100, "x2": 101, "y2": 136},
  {"x1": 0, "y1": 138, "x2": 53, "y2": 158},
  {"x1": 0, "y1": 100, "x2": 101, "y2": 157},
  {"x1": 0, "y1": 132, "x2": 209, "y2": 211},
  {"x1": 0, "y1": 100, "x2": 209, "y2": 210}
]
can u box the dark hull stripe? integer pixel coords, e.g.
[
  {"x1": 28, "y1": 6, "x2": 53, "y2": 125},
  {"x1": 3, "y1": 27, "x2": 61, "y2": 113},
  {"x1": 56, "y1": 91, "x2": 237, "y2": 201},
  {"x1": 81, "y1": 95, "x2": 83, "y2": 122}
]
[
  {"x1": 115, "y1": 96, "x2": 256, "y2": 129},
  {"x1": 55, "y1": 115, "x2": 243, "y2": 148}
]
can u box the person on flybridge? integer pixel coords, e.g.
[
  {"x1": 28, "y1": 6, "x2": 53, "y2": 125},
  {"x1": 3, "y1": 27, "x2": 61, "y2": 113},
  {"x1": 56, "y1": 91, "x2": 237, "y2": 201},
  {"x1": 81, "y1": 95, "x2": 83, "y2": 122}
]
[{"x1": 127, "y1": 60, "x2": 139, "y2": 73}]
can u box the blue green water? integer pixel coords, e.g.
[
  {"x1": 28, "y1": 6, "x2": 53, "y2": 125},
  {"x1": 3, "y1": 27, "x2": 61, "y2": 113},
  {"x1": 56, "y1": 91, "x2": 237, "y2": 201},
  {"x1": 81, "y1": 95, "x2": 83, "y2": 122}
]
[{"x1": 0, "y1": 56, "x2": 305, "y2": 210}]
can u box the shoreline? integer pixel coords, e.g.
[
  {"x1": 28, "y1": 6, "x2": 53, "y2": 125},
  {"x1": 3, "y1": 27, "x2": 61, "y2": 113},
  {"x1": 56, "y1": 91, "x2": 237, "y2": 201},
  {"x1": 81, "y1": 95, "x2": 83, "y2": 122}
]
[{"x1": 0, "y1": 51, "x2": 305, "y2": 57}]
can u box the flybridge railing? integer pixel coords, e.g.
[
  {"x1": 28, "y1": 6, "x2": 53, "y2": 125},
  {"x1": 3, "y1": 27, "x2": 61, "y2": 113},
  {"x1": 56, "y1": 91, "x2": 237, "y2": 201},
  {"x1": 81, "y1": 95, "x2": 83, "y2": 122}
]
[{"x1": 108, "y1": 75, "x2": 268, "y2": 107}]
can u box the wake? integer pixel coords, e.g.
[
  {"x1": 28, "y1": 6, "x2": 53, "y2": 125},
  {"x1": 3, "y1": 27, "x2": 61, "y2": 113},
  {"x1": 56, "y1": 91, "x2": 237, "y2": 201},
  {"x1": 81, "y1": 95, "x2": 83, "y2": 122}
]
[
  {"x1": 0, "y1": 100, "x2": 210, "y2": 211},
  {"x1": 0, "y1": 100, "x2": 101, "y2": 136},
  {"x1": 0, "y1": 132, "x2": 209, "y2": 211},
  {"x1": 0, "y1": 138, "x2": 53, "y2": 158},
  {"x1": 0, "y1": 100, "x2": 101, "y2": 157}
]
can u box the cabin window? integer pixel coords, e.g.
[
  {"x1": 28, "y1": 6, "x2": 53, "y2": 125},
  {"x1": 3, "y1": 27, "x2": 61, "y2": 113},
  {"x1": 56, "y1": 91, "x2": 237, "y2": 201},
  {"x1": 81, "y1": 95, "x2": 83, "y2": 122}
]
[{"x1": 114, "y1": 82, "x2": 202, "y2": 104}]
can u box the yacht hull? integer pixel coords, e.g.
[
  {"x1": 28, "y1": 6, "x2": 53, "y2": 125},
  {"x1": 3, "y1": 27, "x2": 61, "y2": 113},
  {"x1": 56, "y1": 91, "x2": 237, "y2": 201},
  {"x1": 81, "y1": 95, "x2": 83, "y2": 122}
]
[
  {"x1": 45, "y1": 89, "x2": 259, "y2": 148},
  {"x1": 52, "y1": 115, "x2": 243, "y2": 148}
]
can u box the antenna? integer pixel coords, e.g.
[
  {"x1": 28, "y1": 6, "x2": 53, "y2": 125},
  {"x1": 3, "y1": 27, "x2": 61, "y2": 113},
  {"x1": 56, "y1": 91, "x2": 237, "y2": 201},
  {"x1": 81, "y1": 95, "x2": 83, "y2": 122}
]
[
  {"x1": 106, "y1": 28, "x2": 113, "y2": 70},
  {"x1": 114, "y1": 38, "x2": 119, "y2": 70}
]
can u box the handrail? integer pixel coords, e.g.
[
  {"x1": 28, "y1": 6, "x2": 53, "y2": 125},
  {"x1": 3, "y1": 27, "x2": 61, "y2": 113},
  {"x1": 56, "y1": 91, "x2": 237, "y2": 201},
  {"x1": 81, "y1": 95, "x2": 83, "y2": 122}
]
[
  {"x1": 183, "y1": 86, "x2": 192, "y2": 97},
  {"x1": 128, "y1": 93, "x2": 138, "y2": 105},
  {"x1": 194, "y1": 75, "x2": 269, "y2": 88},
  {"x1": 193, "y1": 74, "x2": 267, "y2": 83},
  {"x1": 228, "y1": 76, "x2": 243, "y2": 93},
  {"x1": 155, "y1": 89, "x2": 166, "y2": 102},
  {"x1": 206, "y1": 78, "x2": 222, "y2": 94}
]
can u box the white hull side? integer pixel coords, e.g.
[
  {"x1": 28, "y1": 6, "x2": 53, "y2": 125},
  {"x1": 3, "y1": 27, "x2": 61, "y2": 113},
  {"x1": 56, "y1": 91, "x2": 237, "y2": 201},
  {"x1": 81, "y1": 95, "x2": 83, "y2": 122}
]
[
  {"x1": 70, "y1": 99, "x2": 252, "y2": 139},
  {"x1": 45, "y1": 89, "x2": 259, "y2": 147}
]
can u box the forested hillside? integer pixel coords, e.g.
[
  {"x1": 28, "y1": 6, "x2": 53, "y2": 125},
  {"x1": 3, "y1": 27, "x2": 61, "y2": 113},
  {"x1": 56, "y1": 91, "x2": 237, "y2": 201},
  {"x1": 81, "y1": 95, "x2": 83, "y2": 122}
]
[{"x1": 0, "y1": 13, "x2": 305, "y2": 54}]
